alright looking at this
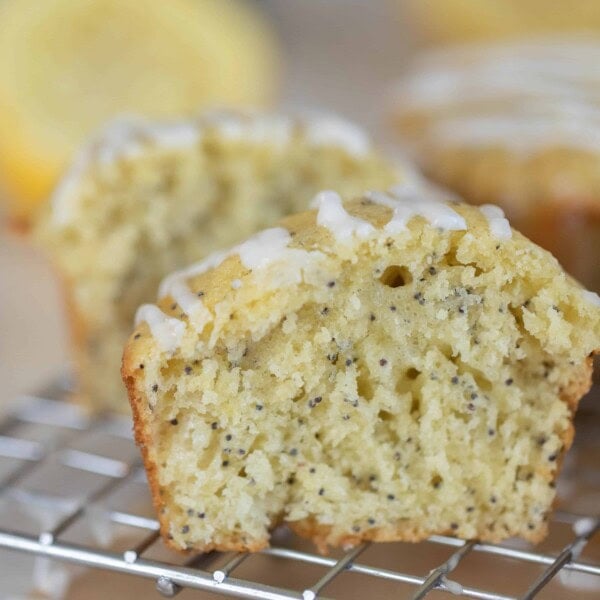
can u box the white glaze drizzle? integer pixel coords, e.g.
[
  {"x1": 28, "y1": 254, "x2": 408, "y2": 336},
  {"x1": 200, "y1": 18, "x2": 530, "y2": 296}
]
[
  {"x1": 134, "y1": 304, "x2": 186, "y2": 353},
  {"x1": 397, "y1": 38, "x2": 600, "y2": 109},
  {"x1": 302, "y1": 116, "x2": 370, "y2": 156},
  {"x1": 479, "y1": 204, "x2": 512, "y2": 239},
  {"x1": 311, "y1": 190, "x2": 375, "y2": 241},
  {"x1": 393, "y1": 37, "x2": 600, "y2": 154},
  {"x1": 159, "y1": 249, "x2": 229, "y2": 298},
  {"x1": 156, "y1": 248, "x2": 229, "y2": 336},
  {"x1": 143, "y1": 227, "x2": 322, "y2": 342},
  {"x1": 582, "y1": 290, "x2": 600, "y2": 307},
  {"x1": 430, "y1": 113, "x2": 600, "y2": 154},
  {"x1": 236, "y1": 227, "x2": 294, "y2": 270},
  {"x1": 51, "y1": 117, "x2": 202, "y2": 225},
  {"x1": 51, "y1": 112, "x2": 372, "y2": 225},
  {"x1": 367, "y1": 183, "x2": 467, "y2": 233},
  {"x1": 204, "y1": 111, "x2": 292, "y2": 145}
]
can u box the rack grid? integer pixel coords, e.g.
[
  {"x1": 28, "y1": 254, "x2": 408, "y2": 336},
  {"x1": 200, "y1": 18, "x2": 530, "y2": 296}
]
[{"x1": 0, "y1": 380, "x2": 599, "y2": 599}]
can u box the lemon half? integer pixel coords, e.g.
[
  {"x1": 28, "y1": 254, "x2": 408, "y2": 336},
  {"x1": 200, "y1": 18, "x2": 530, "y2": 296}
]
[{"x1": 0, "y1": 0, "x2": 279, "y2": 223}]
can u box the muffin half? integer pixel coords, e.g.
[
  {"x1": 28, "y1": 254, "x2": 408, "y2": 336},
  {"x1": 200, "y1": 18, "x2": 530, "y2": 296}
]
[
  {"x1": 39, "y1": 111, "x2": 398, "y2": 411},
  {"x1": 123, "y1": 185, "x2": 599, "y2": 553}
]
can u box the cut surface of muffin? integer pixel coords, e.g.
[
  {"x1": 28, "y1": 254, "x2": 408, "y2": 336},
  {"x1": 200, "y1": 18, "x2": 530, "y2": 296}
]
[
  {"x1": 122, "y1": 186, "x2": 600, "y2": 554},
  {"x1": 388, "y1": 38, "x2": 600, "y2": 290},
  {"x1": 39, "y1": 111, "x2": 398, "y2": 411}
]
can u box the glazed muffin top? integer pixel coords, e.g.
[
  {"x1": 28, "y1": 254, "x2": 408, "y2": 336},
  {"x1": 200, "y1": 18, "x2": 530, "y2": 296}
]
[
  {"x1": 391, "y1": 38, "x2": 600, "y2": 155},
  {"x1": 389, "y1": 38, "x2": 600, "y2": 214},
  {"x1": 126, "y1": 184, "x2": 600, "y2": 364}
]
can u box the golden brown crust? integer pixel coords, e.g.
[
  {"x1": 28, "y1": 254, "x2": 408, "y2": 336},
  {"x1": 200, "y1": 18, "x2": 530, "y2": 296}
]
[
  {"x1": 122, "y1": 348, "x2": 168, "y2": 547},
  {"x1": 393, "y1": 104, "x2": 600, "y2": 289},
  {"x1": 554, "y1": 353, "x2": 595, "y2": 469},
  {"x1": 288, "y1": 516, "x2": 549, "y2": 555},
  {"x1": 560, "y1": 353, "x2": 596, "y2": 413},
  {"x1": 549, "y1": 352, "x2": 597, "y2": 512}
]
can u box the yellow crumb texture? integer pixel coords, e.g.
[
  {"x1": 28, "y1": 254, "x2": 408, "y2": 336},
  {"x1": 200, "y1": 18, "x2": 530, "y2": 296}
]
[
  {"x1": 39, "y1": 127, "x2": 397, "y2": 412},
  {"x1": 123, "y1": 199, "x2": 600, "y2": 554}
]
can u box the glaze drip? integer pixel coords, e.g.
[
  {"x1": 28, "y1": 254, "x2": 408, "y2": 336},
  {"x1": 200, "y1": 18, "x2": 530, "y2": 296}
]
[
  {"x1": 479, "y1": 204, "x2": 512, "y2": 240},
  {"x1": 312, "y1": 191, "x2": 375, "y2": 241}
]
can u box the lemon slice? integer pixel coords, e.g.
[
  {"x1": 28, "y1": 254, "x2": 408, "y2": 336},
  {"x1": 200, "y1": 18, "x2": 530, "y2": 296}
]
[
  {"x1": 407, "y1": 0, "x2": 600, "y2": 43},
  {"x1": 0, "y1": 0, "x2": 279, "y2": 224}
]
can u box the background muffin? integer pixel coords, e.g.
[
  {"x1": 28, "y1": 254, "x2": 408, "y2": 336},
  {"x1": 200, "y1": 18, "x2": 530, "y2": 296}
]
[
  {"x1": 389, "y1": 38, "x2": 600, "y2": 291},
  {"x1": 38, "y1": 111, "x2": 399, "y2": 412},
  {"x1": 405, "y1": 0, "x2": 600, "y2": 44}
]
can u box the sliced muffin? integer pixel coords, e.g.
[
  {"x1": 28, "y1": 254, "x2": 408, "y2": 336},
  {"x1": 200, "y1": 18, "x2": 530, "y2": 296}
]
[{"x1": 123, "y1": 185, "x2": 600, "y2": 553}]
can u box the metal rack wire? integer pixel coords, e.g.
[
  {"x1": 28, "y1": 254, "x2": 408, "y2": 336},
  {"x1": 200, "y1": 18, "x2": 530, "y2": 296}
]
[{"x1": 0, "y1": 381, "x2": 599, "y2": 599}]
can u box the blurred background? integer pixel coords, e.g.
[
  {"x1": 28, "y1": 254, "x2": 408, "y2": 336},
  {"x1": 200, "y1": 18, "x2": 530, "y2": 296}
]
[{"x1": 1, "y1": 1, "x2": 599, "y2": 598}]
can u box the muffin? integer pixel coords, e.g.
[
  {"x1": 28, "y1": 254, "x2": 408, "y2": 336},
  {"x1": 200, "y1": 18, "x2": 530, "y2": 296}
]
[
  {"x1": 389, "y1": 38, "x2": 600, "y2": 291},
  {"x1": 122, "y1": 185, "x2": 600, "y2": 554},
  {"x1": 39, "y1": 112, "x2": 398, "y2": 412},
  {"x1": 405, "y1": 1, "x2": 600, "y2": 44}
]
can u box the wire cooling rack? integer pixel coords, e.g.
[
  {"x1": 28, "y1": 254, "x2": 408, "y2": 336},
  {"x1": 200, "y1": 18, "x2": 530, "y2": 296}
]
[{"x1": 0, "y1": 380, "x2": 599, "y2": 599}]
